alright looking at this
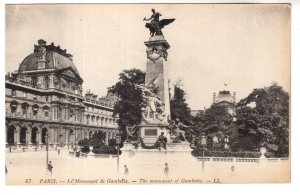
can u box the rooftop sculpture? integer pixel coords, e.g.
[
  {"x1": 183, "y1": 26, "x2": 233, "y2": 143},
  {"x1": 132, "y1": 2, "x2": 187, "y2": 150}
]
[{"x1": 143, "y1": 9, "x2": 175, "y2": 37}]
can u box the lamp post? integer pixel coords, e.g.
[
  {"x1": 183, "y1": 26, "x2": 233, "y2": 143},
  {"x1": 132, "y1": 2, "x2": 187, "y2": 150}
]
[
  {"x1": 45, "y1": 134, "x2": 49, "y2": 170},
  {"x1": 115, "y1": 133, "x2": 121, "y2": 173},
  {"x1": 199, "y1": 132, "x2": 207, "y2": 172},
  {"x1": 9, "y1": 138, "x2": 12, "y2": 153}
]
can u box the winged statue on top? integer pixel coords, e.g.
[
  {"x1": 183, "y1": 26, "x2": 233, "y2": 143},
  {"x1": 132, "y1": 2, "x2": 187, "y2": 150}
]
[{"x1": 143, "y1": 9, "x2": 175, "y2": 37}]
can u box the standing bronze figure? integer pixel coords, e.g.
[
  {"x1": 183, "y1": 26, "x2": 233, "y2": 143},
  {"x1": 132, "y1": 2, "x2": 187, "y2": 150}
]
[{"x1": 143, "y1": 9, "x2": 175, "y2": 37}]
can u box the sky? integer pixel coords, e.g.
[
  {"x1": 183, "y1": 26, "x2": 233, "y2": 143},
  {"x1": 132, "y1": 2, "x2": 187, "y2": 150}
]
[{"x1": 5, "y1": 4, "x2": 290, "y2": 110}]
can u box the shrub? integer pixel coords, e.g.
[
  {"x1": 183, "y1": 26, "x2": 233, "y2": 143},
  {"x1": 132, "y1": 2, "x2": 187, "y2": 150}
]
[
  {"x1": 81, "y1": 146, "x2": 90, "y2": 153},
  {"x1": 191, "y1": 148, "x2": 274, "y2": 158},
  {"x1": 78, "y1": 137, "x2": 122, "y2": 155},
  {"x1": 78, "y1": 139, "x2": 90, "y2": 147}
]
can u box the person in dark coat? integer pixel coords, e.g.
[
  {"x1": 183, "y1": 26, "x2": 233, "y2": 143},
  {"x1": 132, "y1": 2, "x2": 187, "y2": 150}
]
[
  {"x1": 157, "y1": 132, "x2": 167, "y2": 150},
  {"x1": 48, "y1": 161, "x2": 53, "y2": 174}
]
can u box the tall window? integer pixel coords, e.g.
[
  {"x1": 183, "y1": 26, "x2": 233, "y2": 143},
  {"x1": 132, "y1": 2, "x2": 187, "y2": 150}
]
[
  {"x1": 31, "y1": 76, "x2": 37, "y2": 86},
  {"x1": 32, "y1": 105, "x2": 39, "y2": 116},
  {"x1": 58, "y1": 107, "x2": 62, "y2": 119},
  {"x1": 44, "y1": 76, "x2": 49, "y2": 89},
  {"x1": 10, "y1": 101, "x2": 18, "y2": 114},
  {"x1": 86, "y1": 115, "x2": 90, "y2": 125},
  {"x1": 21, "y1": 103, "x2": 29, "y2": 116},
  {"x1": 11, "y1": 89, "x2": 16, "y2": 97},
  {"x1": 43, "y1": 106, "x2": 49, "y2": 118},
  {"x1": 70, "y1": 109, "x2": 74, "y2": 120}
]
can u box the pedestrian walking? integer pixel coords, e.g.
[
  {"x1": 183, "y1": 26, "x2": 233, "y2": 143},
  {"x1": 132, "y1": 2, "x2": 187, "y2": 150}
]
[
  {"x1": 5, "y1": 165, "x2": 7, "y2": 175},
  {"x1": 48, "y1": 161, "x2": 53, "y2": 174},
  {"x1": 230, "y1": 165, "x2": 236, "y2": 177},
  {"x1": 57, "y1": 147, "x2": 60, "y2": 155},
  {"x1": 124, "y1": 165, "x2": 129, "y2": 176},
  {"x1": 164, "y1": 163, "x2": 169, "y2": 176}
]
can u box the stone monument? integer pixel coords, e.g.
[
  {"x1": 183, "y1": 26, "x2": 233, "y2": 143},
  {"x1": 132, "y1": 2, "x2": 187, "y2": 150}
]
[
  {"x1": 122, "y1": 9, "x2": 191, "y2": 149},
  {"x1": 120, "y1": 10, "x2": 196, "y2": 177},
  {"x1": 137, "y1": 9, "x2": 175, "y2": 144}
]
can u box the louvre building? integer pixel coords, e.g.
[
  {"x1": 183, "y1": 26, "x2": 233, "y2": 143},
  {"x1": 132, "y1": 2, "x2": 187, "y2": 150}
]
[{"x1": 5, "y1": 39, "x2": 119, "y2": 148}]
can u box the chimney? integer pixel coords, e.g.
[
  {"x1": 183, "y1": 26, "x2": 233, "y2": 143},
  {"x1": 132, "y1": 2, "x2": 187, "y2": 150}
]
[
  {"x1": 38, "y1": 39, "x2": 46, "y2": 47},
  {"x1": 213, "y1": 92, "x2": 216, "y2": 103},
  {"x1": 37, "y1": 39, "x2": 46, "y2": 69},
  {"x1": 66, "y1": 54, "x2": 73, "y2": 62},
  {"x1": 233, "y1": 92, "x2": 236, "y2": 103},
  {"x1": 85, "y1": 90, "x2": 93, "y2": 101},
  {"x1": 92, "y1": 94, "x2": 98, "y2": 103}
]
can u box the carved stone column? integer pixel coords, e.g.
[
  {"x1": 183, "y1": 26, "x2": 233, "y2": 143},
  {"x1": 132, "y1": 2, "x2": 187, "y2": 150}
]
[
  {"x1": 65, "y1": 129, "x2": 69, "y2": 145},
  {"x1": 37, "y1": 128, "x2": 42, "y2": 144},
  {"x1": 53, "y1": 128, "x2": 57, "y2": 145},
  {"x1": 26, "y1": 127, "x2": 32, "y2": 144},
  {"x1": 105, "y1": 132, "x2": 109, "y2": 144},
  {"x1": 5, "y1": 125, "x2": 7, "y2": 144},
  {"x1": 14, "y1": 126, "x2": 20, "y2": 145}
]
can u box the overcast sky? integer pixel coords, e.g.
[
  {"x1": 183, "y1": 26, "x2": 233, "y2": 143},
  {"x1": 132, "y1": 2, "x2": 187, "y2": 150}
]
[{"x1": 5, "y1": 4, "x2": 290, "y2": 110}]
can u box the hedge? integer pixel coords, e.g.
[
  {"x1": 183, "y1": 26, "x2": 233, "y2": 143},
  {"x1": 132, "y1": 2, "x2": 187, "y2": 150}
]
[
  {"x1": 92, "y1": 145, "x2": 122, "y2": 155},
  {"x1": 191, "y1": 148, "x2": 275, "y2": 158}
]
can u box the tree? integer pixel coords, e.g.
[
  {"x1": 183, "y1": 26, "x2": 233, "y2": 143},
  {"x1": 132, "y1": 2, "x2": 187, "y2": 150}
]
[
  {"x1": 110, "y1": 68, "x2": 145, "y2": 139},
  {"x1": 235, "y1": 83, "x2": 289, "y2": 156},
  {"x1": 191, "y1": 106, "x2": 239, "y2": 150},
  {"x1": 170, "y1": 85, "x2": 192, "y2": 125}
]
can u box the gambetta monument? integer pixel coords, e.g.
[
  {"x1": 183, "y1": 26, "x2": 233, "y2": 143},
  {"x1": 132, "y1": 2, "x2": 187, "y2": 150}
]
[
  {"x1": 123, "y1": 9, "x2": 191, "y2": 151},
  {"x1": 136, "y1": 9, "x2": 175, "y2": 144}
]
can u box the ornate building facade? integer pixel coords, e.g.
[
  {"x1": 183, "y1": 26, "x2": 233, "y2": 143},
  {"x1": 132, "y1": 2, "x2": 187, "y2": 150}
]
[{"x1": 5, "y1": 39, "x2": 119, "y2": 148}]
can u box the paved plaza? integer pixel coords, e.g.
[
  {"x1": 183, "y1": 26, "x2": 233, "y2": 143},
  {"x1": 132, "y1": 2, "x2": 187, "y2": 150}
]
[{"x1": 5, "y1": 149, "x2": 289, "y2": 185}]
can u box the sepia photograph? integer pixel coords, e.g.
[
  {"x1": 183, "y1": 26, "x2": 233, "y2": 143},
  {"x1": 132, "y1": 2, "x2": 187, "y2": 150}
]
[{"x1": 4, "y1": 3, "x2": 290, "y2": 185}]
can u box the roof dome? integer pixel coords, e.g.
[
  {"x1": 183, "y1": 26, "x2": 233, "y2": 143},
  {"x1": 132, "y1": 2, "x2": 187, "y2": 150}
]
[
  {"x1": 18, "y1": 40, "x2": 80, "y2": 76},
  {"x1": 214, "y1": 91, "x2": 235, "y2": 103}
]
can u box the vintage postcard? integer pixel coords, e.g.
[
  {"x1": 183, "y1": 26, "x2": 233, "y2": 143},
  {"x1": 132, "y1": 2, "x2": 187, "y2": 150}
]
[{"x1": 5, "y1": 4, "x2": 290, "y2": 185}]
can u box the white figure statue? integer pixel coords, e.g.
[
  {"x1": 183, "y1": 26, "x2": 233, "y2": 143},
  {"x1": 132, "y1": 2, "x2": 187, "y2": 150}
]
[{"x1": 136, "y1": 76, "x2": 165, "y2": 122}]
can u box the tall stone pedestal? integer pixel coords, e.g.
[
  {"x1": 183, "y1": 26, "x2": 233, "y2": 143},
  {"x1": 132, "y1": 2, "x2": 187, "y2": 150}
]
[
  {"x1": 139, "y1": 35, "x2": 172, "y2": 144},
  {"x1": 144, "y1": 35, "x2": 170, "y2": 123}
]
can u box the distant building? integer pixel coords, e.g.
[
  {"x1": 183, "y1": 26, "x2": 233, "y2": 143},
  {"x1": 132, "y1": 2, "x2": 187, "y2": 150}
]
[
  {"x1": 190, "y1": 109, "x2": 205, "y2": 117},
  {"x1": 5, "y1": 39, "x2": 118, "y2": 148},
  {"x1": 213, "y1": 90, "x2": 236, "y2": 108},
  {"x1": 200, "y1": 90, "x2": 237, "y2": 150},
  {"x1": 211, "y1": 90, "x2": 237, "y2": 124}
]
